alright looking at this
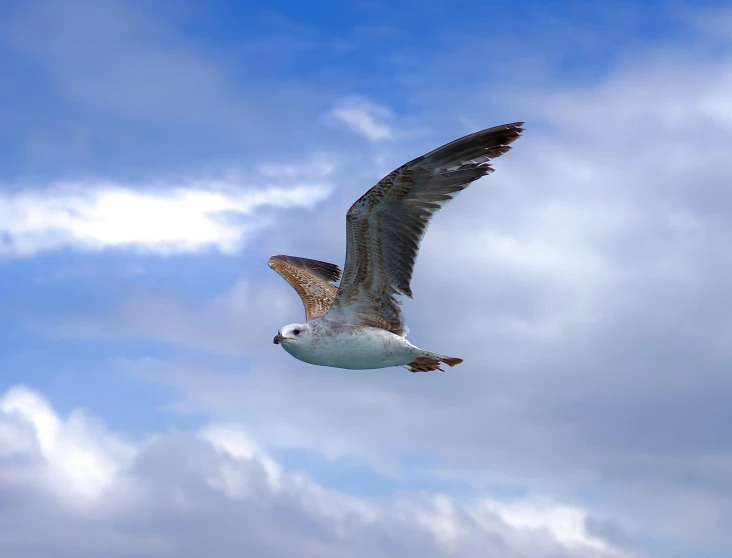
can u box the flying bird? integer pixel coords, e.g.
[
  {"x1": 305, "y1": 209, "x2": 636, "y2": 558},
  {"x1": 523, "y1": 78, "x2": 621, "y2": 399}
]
[{"x1": 270, "y1": 122, "x2": 524, "y2": 372}]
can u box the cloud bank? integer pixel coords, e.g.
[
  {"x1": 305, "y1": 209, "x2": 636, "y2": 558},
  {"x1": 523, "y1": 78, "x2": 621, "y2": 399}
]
[{"x1": 0, "y1": 386, "x2": 624, "y2": 558}]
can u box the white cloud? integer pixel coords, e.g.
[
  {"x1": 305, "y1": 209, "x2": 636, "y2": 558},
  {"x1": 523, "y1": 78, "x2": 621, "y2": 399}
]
[
  {"x1": 0, "y1": 385, "x2": 623, "y2": 558},
  {"x1": 329, "y1": 95, "x2": 394, "y2": 141},
  {"x1": 200, "y1": 423, "x2": 283, "y2": 490},
  {"x1": 0, "y1": 386, "x2": 135, "y2": 507},
  {"x1": 472, "y1": 496, "x2": 612, "y2": 552},
  {"x1": 0, "y1": 179, "x2": 330, "y2": 257}
]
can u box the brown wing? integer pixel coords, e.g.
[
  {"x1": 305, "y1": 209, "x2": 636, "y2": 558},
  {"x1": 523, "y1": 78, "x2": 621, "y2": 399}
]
[
  {"x1": 268, "y1": 254, "x2": 342, "y2": 321},
  {"x1": 325, "y1": 122, "x2": 524, "y2": 335}
]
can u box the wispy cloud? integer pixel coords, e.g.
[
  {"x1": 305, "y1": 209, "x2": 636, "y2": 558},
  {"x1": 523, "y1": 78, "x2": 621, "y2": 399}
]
[
  {"x1": 328, "y1": 95, "x2": 394, "y2": 141},
  {"x1": 0, "y1": 180, "x2": 330, "y2": 257}
]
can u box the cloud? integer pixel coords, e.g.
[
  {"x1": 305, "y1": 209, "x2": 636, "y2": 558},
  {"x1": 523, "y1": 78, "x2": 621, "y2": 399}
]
[
  {"x1": 0, "y1": 179, "x2": 330, "y2": 257},
  {"x1": 328, "y1": 96, "x2": 394, "y2": 141},
  {"x1": 0, "y1": 385, "x2": 624, "y2": 558},
  {"x1": 100, "y1": 23, "x2": 732, "y2": 556},
  {"x1": 0, "y1": 386, "x2": 135, "y2": 506}
]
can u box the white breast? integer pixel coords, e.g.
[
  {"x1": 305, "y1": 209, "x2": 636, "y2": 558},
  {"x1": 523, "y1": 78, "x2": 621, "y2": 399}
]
[{"x1": 283, "y1": 323, "x2": 418, "y2": 370}]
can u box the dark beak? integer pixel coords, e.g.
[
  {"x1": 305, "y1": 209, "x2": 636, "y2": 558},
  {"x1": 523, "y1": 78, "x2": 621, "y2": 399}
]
[{"x1": 273, "y1": 334, "x2": 280, "y2": 344}]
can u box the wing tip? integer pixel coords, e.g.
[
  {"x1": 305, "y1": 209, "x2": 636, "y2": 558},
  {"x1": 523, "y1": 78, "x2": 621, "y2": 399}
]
[
  {"x1": 415, "y1": 121, "x2": 525, "y2": 172},
  {"x1": 268, "y1": 254, "x2": 284, "y2": 269},
  {"x1": 491, "y1": 121, "x2": 525, "y2": 146},
  {"x1": 268, "y1": 254, "x2": 342, "y2": 284},
  {"x1": 480, "y1": 121, "x2": 525, "y2": 148}
]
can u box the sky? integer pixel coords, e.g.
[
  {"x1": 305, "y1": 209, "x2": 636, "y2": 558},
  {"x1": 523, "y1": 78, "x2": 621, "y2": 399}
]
[{"x1": 1, "y1": 0, "x2": 732, "y2": 556}]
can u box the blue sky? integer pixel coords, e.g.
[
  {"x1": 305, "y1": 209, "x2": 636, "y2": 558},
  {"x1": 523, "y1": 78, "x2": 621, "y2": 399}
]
[{"x1": 2, "y1": 1, "x2": 732, "y2": 556}]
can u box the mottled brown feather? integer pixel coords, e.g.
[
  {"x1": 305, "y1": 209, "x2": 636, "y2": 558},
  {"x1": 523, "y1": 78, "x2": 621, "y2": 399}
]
[
  {"x1": 268, "y1": 255, "x2": 342, "y2": 321},
  {"x1": 326, "y1": 122, "x2": 524, "y2": 335}
]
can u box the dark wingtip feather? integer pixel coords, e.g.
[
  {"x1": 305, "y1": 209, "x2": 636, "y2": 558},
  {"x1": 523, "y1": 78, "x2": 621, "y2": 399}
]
[{"x1": 414, "y1": 121, "x2": 524, "y2": 171}]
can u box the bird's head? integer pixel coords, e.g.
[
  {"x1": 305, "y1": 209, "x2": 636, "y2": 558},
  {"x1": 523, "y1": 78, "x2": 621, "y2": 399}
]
[{"x1": 273, "y1": 323, "x2": 311, "y2": 349}]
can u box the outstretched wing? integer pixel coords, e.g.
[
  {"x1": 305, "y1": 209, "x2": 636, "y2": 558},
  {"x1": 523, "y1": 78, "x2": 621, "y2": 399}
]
[
  {"x1": 325, "y1": 122, "x2": 524, "y2": 335},
  {"x1": 268, "y1": 255, "x2": 342, "y2": 321}
]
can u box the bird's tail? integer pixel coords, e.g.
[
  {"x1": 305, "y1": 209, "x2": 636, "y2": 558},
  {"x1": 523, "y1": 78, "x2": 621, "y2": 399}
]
[{"x1": 403, "y1": 352, "x2": 464, "y2": 373}]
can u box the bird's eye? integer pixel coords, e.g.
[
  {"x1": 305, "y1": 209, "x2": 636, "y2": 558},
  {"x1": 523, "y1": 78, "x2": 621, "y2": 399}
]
[{"x1": 293, "y1": 329, "x2": 301, "y2": 335}]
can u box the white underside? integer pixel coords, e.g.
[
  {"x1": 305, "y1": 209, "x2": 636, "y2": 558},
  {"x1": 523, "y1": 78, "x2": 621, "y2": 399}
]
[{"x1": 280, "y1": 323, "x2": 424, "y2": 370}]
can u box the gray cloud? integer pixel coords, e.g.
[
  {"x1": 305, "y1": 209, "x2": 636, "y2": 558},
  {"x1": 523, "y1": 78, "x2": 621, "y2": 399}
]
[
  {"x1": 0, "y1": 386, "x2": 625, "y2": 558},
  {"x1": 89, "y1": 29, "x2": 732, "y2": 555}
]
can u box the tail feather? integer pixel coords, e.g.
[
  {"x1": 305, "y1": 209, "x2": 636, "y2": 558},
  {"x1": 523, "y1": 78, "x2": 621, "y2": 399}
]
[
  {"x1": 403, "y1": 353, "x2": 464, "y2": 373},
  {"x1": 438, "y1": 356, "x2": 463, "y2": 367}
]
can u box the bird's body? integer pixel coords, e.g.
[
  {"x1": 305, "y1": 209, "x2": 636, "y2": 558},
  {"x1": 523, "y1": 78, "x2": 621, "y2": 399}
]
[
  {"x1": 278, "y1": 320, "x2": 419, "y2": 369},
  {"x1": 269, "y1": 122, "x2": 524, "y2": 372}
]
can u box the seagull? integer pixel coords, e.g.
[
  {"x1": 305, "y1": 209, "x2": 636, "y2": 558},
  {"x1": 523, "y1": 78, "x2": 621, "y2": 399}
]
[{"x1": 269, "y1": 122, "x2": 524, "y2": 372}]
